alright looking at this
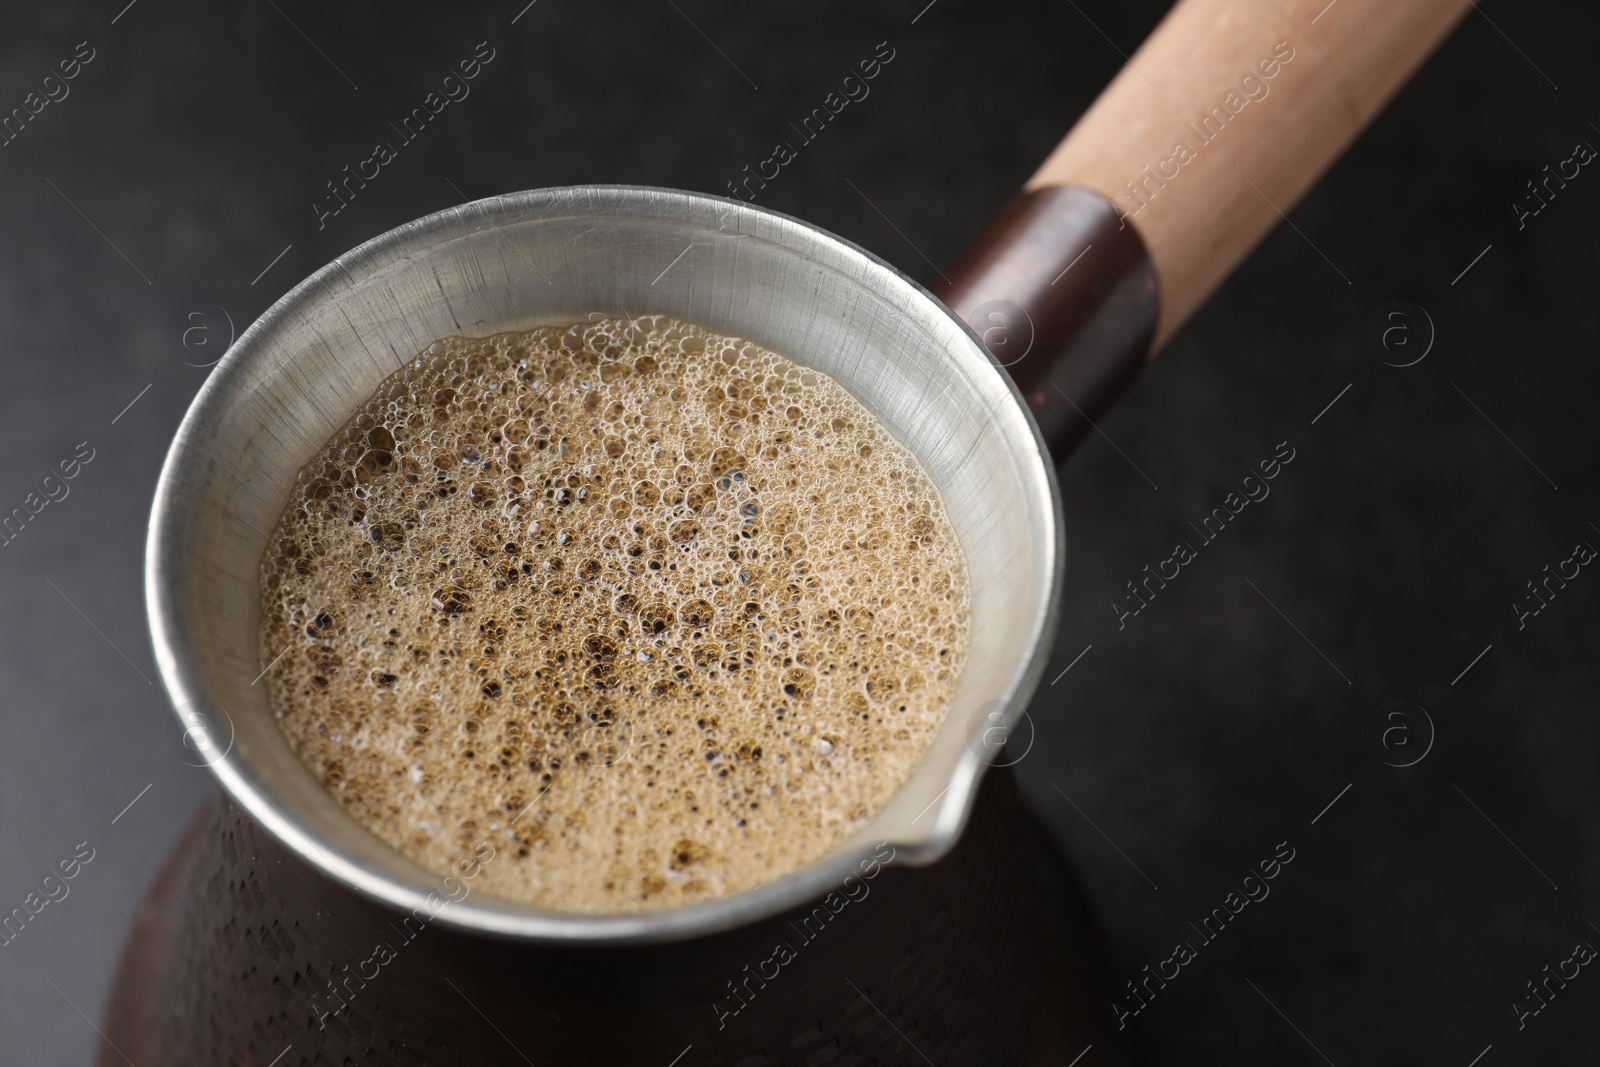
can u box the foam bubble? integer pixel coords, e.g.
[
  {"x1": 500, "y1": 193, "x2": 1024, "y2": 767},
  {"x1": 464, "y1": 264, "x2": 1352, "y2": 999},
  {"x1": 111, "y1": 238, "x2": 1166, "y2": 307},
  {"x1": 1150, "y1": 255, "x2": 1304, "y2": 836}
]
[{"x1": 259, "y1": 316, "x2": 971, "y2": 912}]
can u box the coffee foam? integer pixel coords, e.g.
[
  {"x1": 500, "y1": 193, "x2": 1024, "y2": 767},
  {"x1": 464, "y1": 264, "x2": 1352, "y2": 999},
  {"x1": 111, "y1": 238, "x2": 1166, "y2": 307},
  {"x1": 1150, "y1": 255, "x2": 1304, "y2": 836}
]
[{"x1": 259, "y1": 315, "x2": 971, "y2": 912}]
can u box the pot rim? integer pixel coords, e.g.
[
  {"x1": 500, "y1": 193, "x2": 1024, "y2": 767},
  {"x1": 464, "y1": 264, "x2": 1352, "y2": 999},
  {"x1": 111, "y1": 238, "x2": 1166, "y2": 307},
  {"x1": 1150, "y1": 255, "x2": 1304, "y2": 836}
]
[{"x1": 144, "y1": 185, "x2": 1065, "y2": 943}]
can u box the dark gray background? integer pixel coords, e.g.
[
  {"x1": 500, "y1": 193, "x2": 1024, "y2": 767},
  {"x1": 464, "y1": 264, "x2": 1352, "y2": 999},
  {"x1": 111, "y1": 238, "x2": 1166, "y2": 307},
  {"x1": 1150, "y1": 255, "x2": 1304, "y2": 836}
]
[{"x1": 1, "y1": 0, "x2": 1595, "y2": 1062}]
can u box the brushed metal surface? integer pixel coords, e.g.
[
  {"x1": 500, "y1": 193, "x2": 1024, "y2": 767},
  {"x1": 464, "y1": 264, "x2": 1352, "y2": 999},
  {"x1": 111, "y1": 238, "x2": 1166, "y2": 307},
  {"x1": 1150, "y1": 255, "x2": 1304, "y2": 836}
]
[{"x1": 145, "y1": 185, "x2": 1063, "y2": 943}]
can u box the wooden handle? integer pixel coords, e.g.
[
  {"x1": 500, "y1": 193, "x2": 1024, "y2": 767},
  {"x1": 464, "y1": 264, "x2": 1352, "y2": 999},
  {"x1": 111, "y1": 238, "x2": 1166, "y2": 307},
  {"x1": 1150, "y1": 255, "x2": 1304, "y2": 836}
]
[
  {"x1": 940, "y1": 0, "x2": 1472, "y2": 459},
  {"x1": 1030, "y1": 0, "x2": 1472, "y2": 346}
]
